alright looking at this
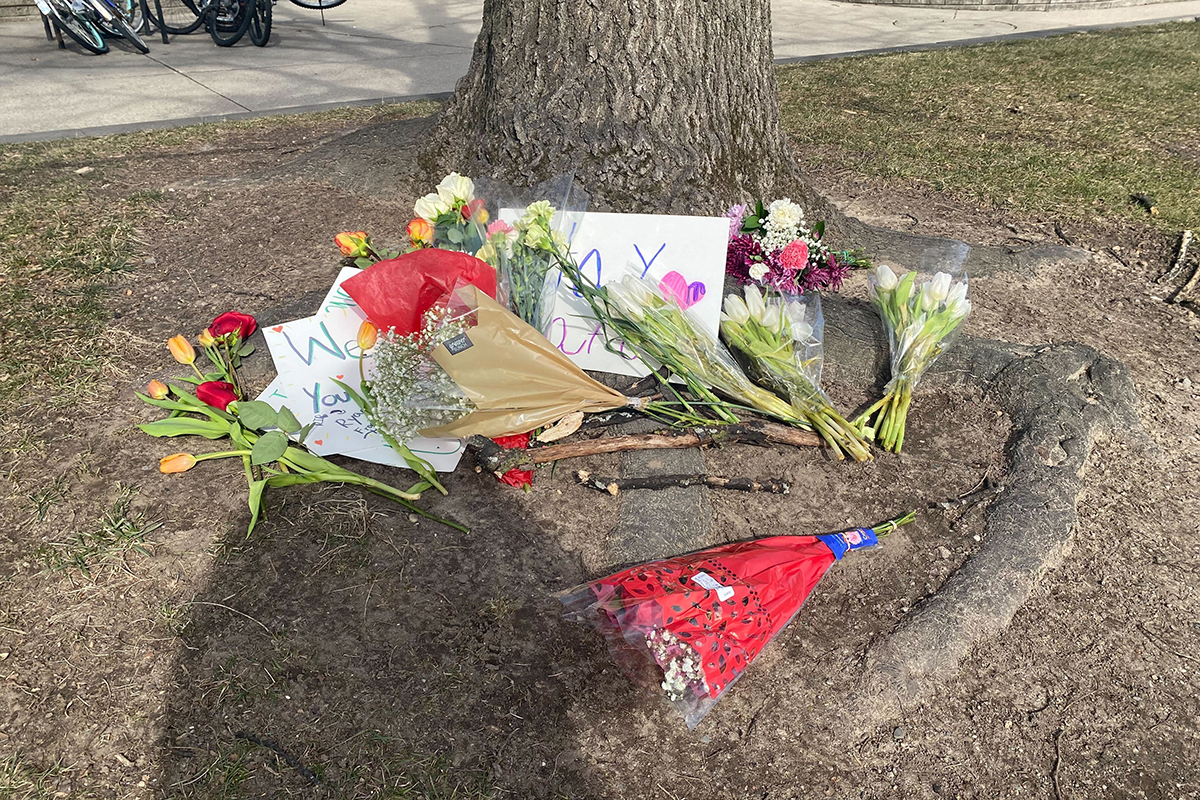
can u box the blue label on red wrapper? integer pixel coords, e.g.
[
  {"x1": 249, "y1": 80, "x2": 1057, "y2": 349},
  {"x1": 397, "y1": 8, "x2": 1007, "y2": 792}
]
[{"x1": 817, "y1": 527, "x2": 879, "y2": 560}]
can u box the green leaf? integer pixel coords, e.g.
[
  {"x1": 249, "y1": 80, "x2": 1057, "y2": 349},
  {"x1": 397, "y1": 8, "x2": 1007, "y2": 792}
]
[
  {"x1": 251, "y1": 431, "x2": 290, "y2": 466},
  {"x1": 743, "y1": 215, "x2": 761, "y2": 231},
  {"x1": 236, "y1": 400, "x2": 279, "y2": 431},
  {"x1": 138, "y1": 418, "x2": 229, "y2": 440},
  {"x1": 446, "y1": 227, "x2": 464, "y2": 244},
  {"x1": 266, "y1": 473, "x2": 325, "y2": 488},
  {"x1": 296, "y1": 422, "x2": 315, "y2": 443},
  {"x1": 814, "y1": 221, "x2": 826, "y2": 239},
  {"x1": 237, "y1": 342, "x2": 256, "y2": 357},
  {"x1": 354, "y1": 256, "x2": 374, "y2": 269},
  {"x1": 276, "y1": 407, "x2": 302, "y2": 434},
  {"x1": 246, "y1": 479, "x2": 267, "y2": 535}
]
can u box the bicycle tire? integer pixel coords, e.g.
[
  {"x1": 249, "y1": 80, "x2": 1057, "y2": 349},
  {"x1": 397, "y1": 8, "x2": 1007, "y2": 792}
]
[
  {"x1": 107, "y1": 11, "x2": 149, "y2": 51},
  {"x1": 248, "y1": 0, "x2": 270, "y2": 46},
  {"x1": 208, "y1": 0, "x2": 251, "y2": 45},
  {"x1": 144, "y1": 0, "x2": 203, "y2": 34},
  {"x1": 48, "y1": 4, "x2": 108, "y2": 53},
  {"x1": 287, "y1": 0, "x2": 345, "y2": 8},
  {"x1": 97, "y1": 0, "x2": 144, "y2": 34}
]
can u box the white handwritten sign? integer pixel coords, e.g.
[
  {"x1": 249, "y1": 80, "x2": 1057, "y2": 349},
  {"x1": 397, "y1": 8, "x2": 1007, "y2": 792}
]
[
  {"x1": 257, "y1": 267, "x2": 464, "y2": 473},
  {"x1": 502, "y1": 211, "x2": 729, "y2": 377}
]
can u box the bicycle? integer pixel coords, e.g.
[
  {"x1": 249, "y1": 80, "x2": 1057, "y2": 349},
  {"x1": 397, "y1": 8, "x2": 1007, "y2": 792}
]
[
  {"x1": 35, "y1": 0, "x2": 149, "y2": 54},
  {"x1": 141, "y1": 0, "x2": 252, "y2": 46}
]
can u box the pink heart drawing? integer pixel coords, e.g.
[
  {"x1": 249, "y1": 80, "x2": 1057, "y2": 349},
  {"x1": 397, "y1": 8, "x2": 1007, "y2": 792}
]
[
  {"x1": 658, "y1": 270, "x2": 706, "y2": 310},
  {"x1": 313, "y1": 439, "x2": 323, "y2": 445}
]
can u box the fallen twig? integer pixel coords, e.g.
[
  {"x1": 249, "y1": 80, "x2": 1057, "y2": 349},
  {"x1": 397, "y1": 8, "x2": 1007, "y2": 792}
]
[
  {"x1": 1108, "y1": 247, "x2": 1130, "y2": 268},
  {"x1": 468, "y1": 420, "x2": 821, "y2": 475},
  {"x1": 1053, "y1": 222, "x2": 1073, "y2": 246},
  {"x1": 1158, "y1": 229, "x2": 1193, "y2": 286},
  {"x1": 935, "y1": 475, "x2": 1002, "y2": 510},
  {"x1": 1050, "y1": 727, "x2": 1064, "y2": 800},
  {"x1": 234, "y1": 731, "x2": 321, "y2": 785},
  {"x1": 575, "y1": 470, "x2": 789, "y2": 495}
]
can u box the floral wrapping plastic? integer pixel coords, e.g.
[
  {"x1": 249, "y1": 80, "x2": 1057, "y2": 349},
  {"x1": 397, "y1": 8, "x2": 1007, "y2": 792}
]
[
  {"x1": 720, "y1": 287, "x2": 871, "y2": 461},
  {"x1": 560, "y1": 515, "x2": 913, "y2": 728},
  {"x1": 474, "y1": 173, "x2": 589, "y2": 335},
  {"x1": 855, "y1": 244, "x2": 972, "y2": 452}
]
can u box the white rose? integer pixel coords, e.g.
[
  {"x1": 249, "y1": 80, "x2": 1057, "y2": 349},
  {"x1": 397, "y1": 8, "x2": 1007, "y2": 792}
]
[
  {"x1": 414, "y1": 192, "x2": 450, "y2": 222},
  {"x1": 748, "y1": 262, "x2": 769, "y2": 282},
  {"x1": 435, "y1": 172, "x2": 475, "y2": 205}
]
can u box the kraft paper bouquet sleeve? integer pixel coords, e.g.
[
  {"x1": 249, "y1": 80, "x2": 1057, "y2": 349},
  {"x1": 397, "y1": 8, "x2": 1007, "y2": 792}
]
[{"x1": 419, "y1": 285, "x2": 634, "y2": 437}]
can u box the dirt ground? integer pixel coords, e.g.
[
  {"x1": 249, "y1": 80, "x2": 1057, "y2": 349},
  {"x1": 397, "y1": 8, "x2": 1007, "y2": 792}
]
[{"x1": 1, "y1": 112, "x2": 1198, "y2": 800}]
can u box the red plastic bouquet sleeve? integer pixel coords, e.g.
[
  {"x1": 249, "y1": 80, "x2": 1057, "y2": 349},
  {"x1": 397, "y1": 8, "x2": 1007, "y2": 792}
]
[{"x1": 341, "y1": 249, "x2": 497, "y2": 335}]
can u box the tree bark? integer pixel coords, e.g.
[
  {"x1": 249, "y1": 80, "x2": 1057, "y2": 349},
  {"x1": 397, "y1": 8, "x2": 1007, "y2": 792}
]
[{"x1": 426, "y1": 0, "x2": 802, "y2": 213}]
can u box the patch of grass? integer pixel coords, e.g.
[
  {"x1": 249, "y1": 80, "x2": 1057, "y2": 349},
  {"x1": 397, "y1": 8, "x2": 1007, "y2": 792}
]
[
  {"x1": 36, "y1": 483, "x2": 160, "y2": 576},
  {"x1": 0, "y1": 99, "x2": 442, "y2": 415},
  {"x1": 0, "y1": 754, "x2": 73, "y2": 800},
  {"x1": 778, "y1": 21, "x2": 1200, "y2": 231},
  {"x1": 27, "y1": 473, "x2": 68, "y2": 521}
]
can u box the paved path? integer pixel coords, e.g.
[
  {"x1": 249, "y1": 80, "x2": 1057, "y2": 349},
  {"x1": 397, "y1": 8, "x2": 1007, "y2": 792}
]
[{"x1": 2, "y1": 0, "x2": 1199, "y2": 141}]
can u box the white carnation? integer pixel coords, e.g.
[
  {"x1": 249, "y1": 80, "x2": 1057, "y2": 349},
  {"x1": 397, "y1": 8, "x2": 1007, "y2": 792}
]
[{"x1": 748, "y1": 262, "x2": 769, "y2": 281}]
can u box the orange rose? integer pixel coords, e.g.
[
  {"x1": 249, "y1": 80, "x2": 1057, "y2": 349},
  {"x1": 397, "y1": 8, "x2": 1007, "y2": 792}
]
[
  {"x1": 406, "y1": 218, "x2": 433, "y2": 247},
  {"x1": 335, "y1": 231, "x2": 370, "y2": 258}
]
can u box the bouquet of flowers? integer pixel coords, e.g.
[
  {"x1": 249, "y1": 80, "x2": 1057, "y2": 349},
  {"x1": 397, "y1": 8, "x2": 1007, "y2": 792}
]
[
  {"x1": 724, "y1": 198, "x2": 867, "y2": 293},
  {"x1": 140, "y1": 313, "x2": 463, "y2": 535},
  {"x1": 474, "y1": 173, "x2": 588, "y2": 334},
  {"x1": 720, "y1": 287, "x2": 872, "y2": 461},
  {"x1": 561, "y1": 512, "x2": 915, "y2": 728},
  {"x1": 854, "y1": 265, "x2": 971, "y2": 453},
  {"x1": 409, "y1": 172, "x2": 488, "y2": 255},
  {"x1": 559, "y1": 256, "x2": 809, "y2": 429}
]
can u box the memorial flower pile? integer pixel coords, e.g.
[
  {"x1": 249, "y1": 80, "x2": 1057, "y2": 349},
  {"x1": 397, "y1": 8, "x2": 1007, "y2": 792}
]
[
  {"x1": 854, "y1": 266, "x2": 971, "y2": 453},
  {"x1": 724, "y1": 198, "x2": 866, "y2": 292}
]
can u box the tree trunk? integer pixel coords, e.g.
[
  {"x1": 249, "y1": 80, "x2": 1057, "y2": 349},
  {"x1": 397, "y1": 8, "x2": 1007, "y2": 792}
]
[{"x1": 426, "y1": 0, "x2": 801, "y2": 213}]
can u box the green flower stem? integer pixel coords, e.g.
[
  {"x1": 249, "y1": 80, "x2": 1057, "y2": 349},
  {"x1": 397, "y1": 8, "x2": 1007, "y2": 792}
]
[{"x1": 194, "y1": 449, "x2": 252, "y2": 463}]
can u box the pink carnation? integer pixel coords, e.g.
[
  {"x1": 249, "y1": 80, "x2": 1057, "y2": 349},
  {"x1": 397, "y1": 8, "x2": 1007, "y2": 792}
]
[
  {"x1": 487, "y1": 219, "x2": 515, "y2": 236},
  {"x1": 779, "y1": 240, "x2": 810, "y2": 272}
]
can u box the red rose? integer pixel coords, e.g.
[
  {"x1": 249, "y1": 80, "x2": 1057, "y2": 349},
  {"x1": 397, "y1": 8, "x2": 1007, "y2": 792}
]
[
  {"x1": 196, "y1": 381, "x2": 239, "y2": 411},
  {"x1": 210, "y1": 311, "x2": 257, "y2": 340},
  {"x1": 492, "y1": 433, "x2": 533, "y2": 489}
]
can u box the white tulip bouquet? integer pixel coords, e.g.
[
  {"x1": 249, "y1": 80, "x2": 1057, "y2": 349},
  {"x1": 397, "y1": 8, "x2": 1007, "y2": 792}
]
[
  {"x1": 720, "y1": 287, "x2": 872, "y2": 461},
  {"x1": 854, "y1": 266, "x2": 971, "y2": 453}
]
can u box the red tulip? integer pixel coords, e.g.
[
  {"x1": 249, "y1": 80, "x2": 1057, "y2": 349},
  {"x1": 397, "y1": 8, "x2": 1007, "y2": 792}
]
[
  {"x1": 210, "y1": 312, "x2": 257, "y2": 341},
  {"x1": 196, "y1": 381, "x2": 239, "y2": 411}
]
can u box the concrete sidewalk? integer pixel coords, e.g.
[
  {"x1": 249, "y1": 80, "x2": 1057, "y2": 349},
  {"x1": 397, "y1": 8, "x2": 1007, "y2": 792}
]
[{"x1": 3, "y1": 0, "x2": 1199, "y2": 142}]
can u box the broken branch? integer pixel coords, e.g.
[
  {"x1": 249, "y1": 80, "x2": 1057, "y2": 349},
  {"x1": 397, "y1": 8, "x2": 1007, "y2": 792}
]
[
  {"x1": 575, "y1": 470, "x2": 789, "y2": 495},
  {"x1": 467, "y1": 420, "x2": 822, "y2": 475}
]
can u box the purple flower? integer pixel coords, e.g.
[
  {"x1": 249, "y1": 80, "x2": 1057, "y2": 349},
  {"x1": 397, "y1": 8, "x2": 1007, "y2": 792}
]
[
  {"x1": 726, "y1": 233, "x2": 764, "y2": 283},
  {"x1": 723, "y1": 204, "x2": 749, "y2": 241}
]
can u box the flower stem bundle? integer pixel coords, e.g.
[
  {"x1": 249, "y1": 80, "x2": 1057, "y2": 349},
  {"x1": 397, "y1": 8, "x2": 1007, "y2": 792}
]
[
  {"x1": 720, "y1": 287, "x2": 871, "y2": 461},
  {"x1": 854, "y1": 266, "x2": 971, "y2": 453}
]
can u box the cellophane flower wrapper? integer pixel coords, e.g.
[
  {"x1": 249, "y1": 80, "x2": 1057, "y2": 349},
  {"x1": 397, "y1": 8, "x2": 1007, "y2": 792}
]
[
  {"x1": 605, "y1": 276, "x2": 804, "y2": 426},
  {"x1": 475, "y1": 174, "x2": 589, "y2": 335},
  {"x1": 869, "y1": 269, "x2": 971, "y2": 396},
  {"x1": 560, "y1": 526, "x2": 886, "y2": 728},
  {"x1": 413, "y1": 173, "x2": 488, "y2": 255}
]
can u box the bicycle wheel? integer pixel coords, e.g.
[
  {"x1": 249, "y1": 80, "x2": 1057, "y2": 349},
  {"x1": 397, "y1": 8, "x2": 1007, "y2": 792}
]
[
  {"x1": 287, "y1": 0, "x2": 345, "y2": 8},
  {"x1": 208, "y1": 0, "x2": 251, "y2": 45},
  {"x1": 144, "y1": 0, "x2": 203, "y2": 34},
  {"x1": 48, "y1": 3, "x2": 108, "y2": 53},
  {"x1": 248, "y1": 0, "x2": 270, "y2": 46},
  {"x1": 91, "y1": 0, "x2": 149, "y2": 51}
]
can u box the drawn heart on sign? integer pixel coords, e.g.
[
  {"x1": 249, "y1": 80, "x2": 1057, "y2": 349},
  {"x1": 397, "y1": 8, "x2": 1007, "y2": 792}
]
[
  {"x1": 658, "y1": 271, "x2": 706, "y2": 310},
  {"x1": 272, "y1": 325, "x2": 284, "y2": 333},
  {"x1": 335, "y1": 374, "x2": 344, "y2": 380},
  {"x1": 314, "y1": 439, "x2": 323, "y2": 445}
]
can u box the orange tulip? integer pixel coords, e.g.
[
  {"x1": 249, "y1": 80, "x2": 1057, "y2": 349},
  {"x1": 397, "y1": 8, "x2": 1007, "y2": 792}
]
[
  {"x1": 198, "y1": 328, "x2": 216, "y2": 348},
  {"x1": 335, "y1": 231, "x2": 370, "y2": 258},
  {"x1": 406, "y1": 218, "x2": 433, "y2": 247},
  {"x1": 159, "y1": 453, "x2": 197, "y2": 474},
  {"x1": 147, "y1": 380, "x2": 169, "y2": 399},
  {"x1": 357, "y1": 320, "x2": 378, "y2": 351},
  {"x1": 168, "y1": 335, "x2": 195, "y2": 365}
]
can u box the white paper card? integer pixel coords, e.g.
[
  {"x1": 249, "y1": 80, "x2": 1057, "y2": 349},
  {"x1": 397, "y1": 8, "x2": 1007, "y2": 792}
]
[{"x1": 499, "y1": 210, "x2": 729, "y2": 377}]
